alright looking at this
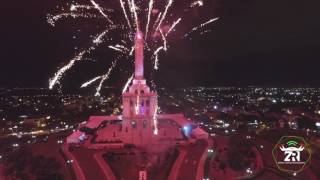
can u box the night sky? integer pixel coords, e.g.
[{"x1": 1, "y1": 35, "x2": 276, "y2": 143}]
[{"x1": 1, "y1": 0, "x2": 320, "y2": 89}]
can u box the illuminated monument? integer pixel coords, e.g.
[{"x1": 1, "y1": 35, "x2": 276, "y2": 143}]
[
  {"x1": 64, "y1": 32, "x2": 209, "y2": 180},
  {"x1": 67, "y1": 31, "x2": 208, "y2": 148},
  {"x1": 121, "y1": 31, "x2": 158, "y2": 146}
]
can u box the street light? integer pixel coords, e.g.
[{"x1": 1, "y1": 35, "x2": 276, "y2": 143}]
[
  {"x1": 246, "y1": 168, "x2": 253, "y2": 175},
  {"x1": 207, "y1": 149, "x2": 214, "y2": 153}
]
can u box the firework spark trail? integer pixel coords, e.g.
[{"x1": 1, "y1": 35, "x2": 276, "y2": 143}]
[
  {"x1": 155, "y1": 0, "x2": 174, "y2": 32},
  {"x1": 108, "y1": 44, "x2": 129, "y2": 53},
  {"x1": 122, "y1": 74, "x2": 134, "y2": 93},
  {"x1": 119, "y1": 0, "x2": 132, "y2": 30},
  {"x1": 166, "y1": 18, "x2": 182, "y2": 36},
  {"x1": 129, "y1": 46, "x2": 135, "y2": 56},
  {"x1": 49, "y1": 51, "x2": 86, "y2": 89},
  {"x1": 190, "y1": 0, "x2": 203, "y2": 7},
  {"x1": 145, "y1": 0, "x2": 154, "y2": 40},
  {"x1": 184, "y1": 17, "x2": 219, "y2": 37},
  {"x1": 159, "y1": 29, "x2": 167, "y2": 51},
  {"x1": 121, "y1": 40, "x2": 127, "y2": 44},
  {"x1": 48, "y1": 3, "x2": 114, "y2": 27},
  {"x1": 126, "y1": 0, "x2": 135, "y2": 24},
  {"x1": 90, "y1": 0, "x2": 113, "y2": 24},
  {"x1": 130, "y1": 0, "x2": 140, "y2": 31},
  {"x1": 48, "y1": 0, "x2": 220, "y2": 92},
  {"x1": 127, "y1": 0, "x2": 133, "y2": 16},
  {"x1": 153, "y1": 12, "x2": 162, "y2": 29},
  {"x1": 93, "y1": 29, "x2": 109, "y2": 44},
  {"x1": 108, "y1": 45, "x2": 126, "y2": 53},
  {"x1": 47, "y1": 13, "x2": 99, "y2": 26},
  {"x1": 49, "y1": 29, "x2": 109, "y2": 89},
  {"x1": 95, "y1": 60, "x2": 118, "y2": 96},
  {"x1": 70, "y1": 4, "x2": 111, "y2": 11},
  {"x1": 70, "y1": 4, "x2": 87, "y2": 11},
  {"x1": 116, "y1": 44, "x2": 129, "y2": 51},
  {"x1": 201, "y1": 17, "x2": 219, "y2": 27},
  {"x1": 153, "y1": 46, "x2": 164, "y2": 70},
  {"x1": 81, "y1": 76, "x2": 101, "y2": 88},
  {"x1": 154, "y1": 15, "x2": 178, "y2": 70},
  {"x1": 153, "y1": 105, "x2": 159, "y2": 135}
]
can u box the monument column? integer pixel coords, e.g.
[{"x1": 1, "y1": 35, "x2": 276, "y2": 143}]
[
  {"x1": 135, "y1": 31, "x2": 144, "y2": 79},
  {"x1": 122, "y1": 31, "x2": 158, "y2": 146}
]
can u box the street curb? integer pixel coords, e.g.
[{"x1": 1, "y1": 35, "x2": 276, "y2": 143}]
[
  {"x1": 168, "y1": 149, "x2": 187, "y2": 180},
  {"x1": 94, "y1": 152, "x2": 117, "y2": 180},
  {"x1": 61, "y1": 144, "x2": 86, "y2": 180},
  {"x1": 196, "y1": 139, "x2": 211, "y2": 180}
]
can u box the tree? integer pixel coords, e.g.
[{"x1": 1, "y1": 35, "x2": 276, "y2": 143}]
[{"x1": 227, "y1": 135, "x2": 254, "y2": 171}]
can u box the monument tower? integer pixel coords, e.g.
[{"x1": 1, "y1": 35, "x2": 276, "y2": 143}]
[
  {"x1": 121, "y1": 31, "x2": 158, "y2": 146},
  {"x1": 67, "y1": 31, "x2": 208, "y2": 149}
]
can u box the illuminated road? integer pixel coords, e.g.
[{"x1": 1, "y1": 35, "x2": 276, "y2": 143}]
[
  {"x1": 176, "y1": 140, "x2": 208, "y2": 180},
  {"x1": 72, "y1": 148, "x2": 108, "y2": 180}
]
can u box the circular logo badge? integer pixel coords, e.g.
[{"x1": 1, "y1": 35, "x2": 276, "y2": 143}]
[{"x1": 272, "y1": 136, "x2": 311, "y2": 174}]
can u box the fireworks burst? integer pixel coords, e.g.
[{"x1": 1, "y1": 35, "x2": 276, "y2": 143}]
[
  {"x1": 95, "y1": 59, "x2": 118, "y2": 97},
  {"x1": 153, "y1": 46, "x2": 164, "y2": 70},
  {"x1": 145, "y1": 0, "x2": 154, "y2": 40},
  {"x1": 81, "y1": 76, "x2": 101, "y2": 88},
  {"x1": 166, "y1": 18, "x2": 182, "y2": 36},
  {"x1": 190, "y1": 0, "x2": 204, "y2": 8},
  {"x1": 155, "y1": 0, "x2": 174, "y2": 32},
  {"x1": 119, "y1": 0, "x2": 132, "y2": 30},
  {"x1": 49, "y1": 28, "x2": 113, "y2": 89},
  {"x1": 48, "y1": 0, "x2": 219, "y2": 95},
  {"x1": 89, "y1": 0, "x2": 113, "y2": 24},
  {"x1": 184, "y1": 17, "x2": 219, "y2": 38}
]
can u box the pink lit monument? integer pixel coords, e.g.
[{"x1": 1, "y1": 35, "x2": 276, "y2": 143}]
[
  {"x1": 134, "y1": 31, "x2": 144, "y2": 79},
  {"x1": 121, "y1": 31, "x2": 158, "y2": 146},
  {"x1": 67, "y1": 31, "x2": 208, "y2": 148}
]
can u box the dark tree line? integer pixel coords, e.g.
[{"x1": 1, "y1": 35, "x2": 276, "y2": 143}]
[
  {"x1": 227, "y1": 136, "x2": 256, "y2": 171},
  {"x1": 3, "y1": 147, "x2": 63, "y2": 180}
]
